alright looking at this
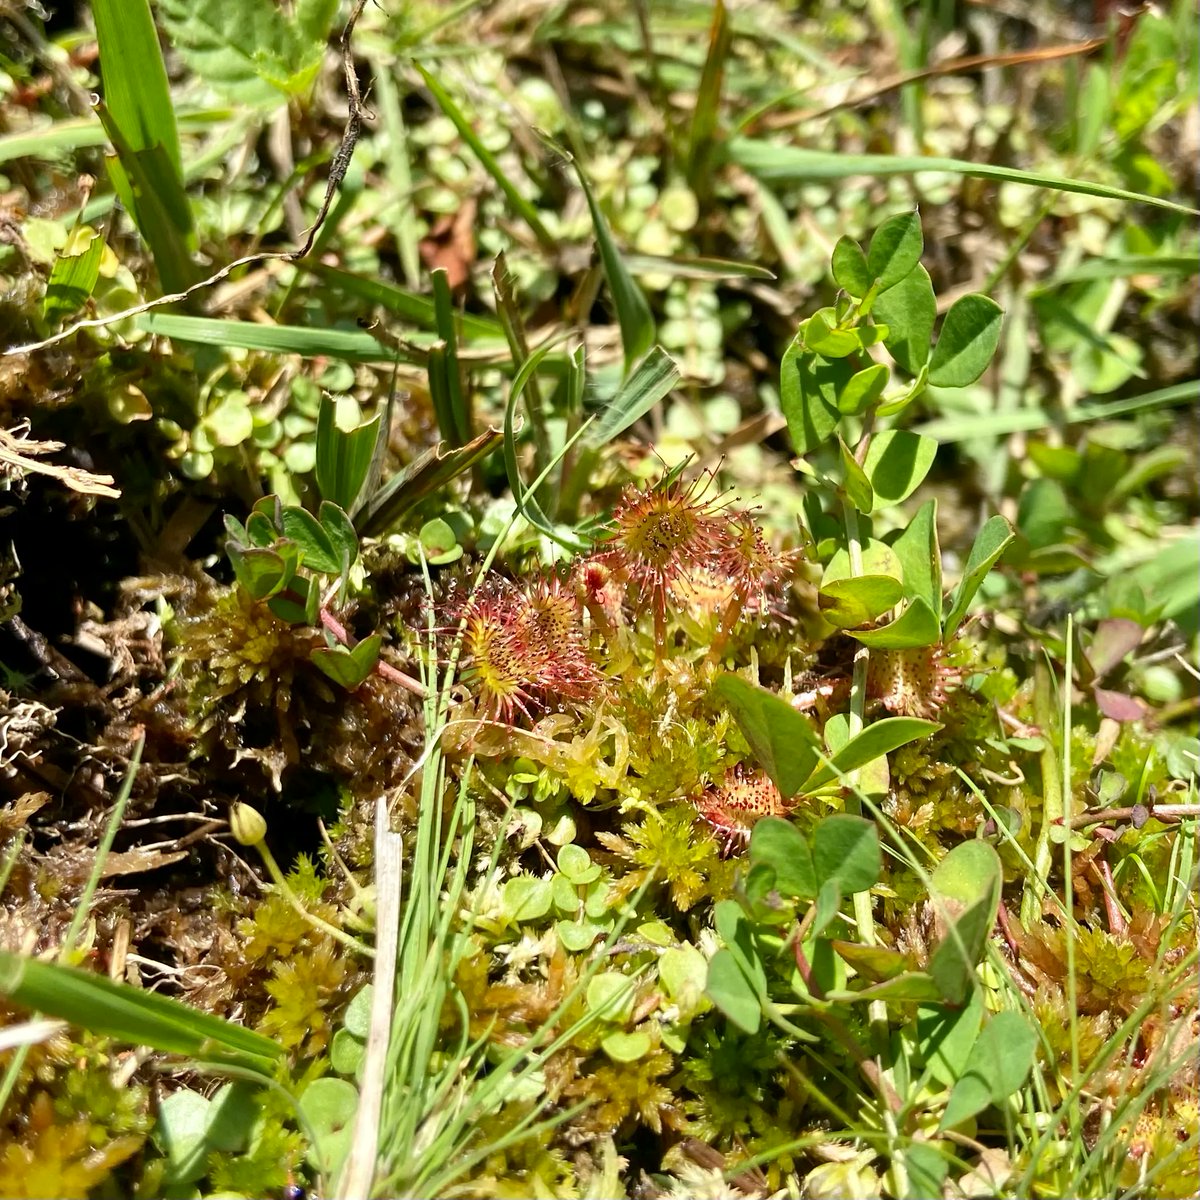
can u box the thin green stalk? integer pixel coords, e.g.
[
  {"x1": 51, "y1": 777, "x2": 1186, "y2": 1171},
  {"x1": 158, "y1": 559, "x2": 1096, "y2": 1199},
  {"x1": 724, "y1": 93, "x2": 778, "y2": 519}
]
[
  {"x1": 245, "y1": 829, "x2": 373, "y2": 958},
  {"x1": 1022, "y1": 661, "x2": 1065, "y2": 925},
  {"x1": 1061, "y1": 617, "x2": 1081, "y2": 1139},
  {"x1": 374, "y1": 67, "x2": 421, "y2": 288},
  {"x1": 839, "y1": 497, "x2": 887, "y2": 1059},
  {"x1": 62, "y1": 736, "x2": 144, "y2": 959}
]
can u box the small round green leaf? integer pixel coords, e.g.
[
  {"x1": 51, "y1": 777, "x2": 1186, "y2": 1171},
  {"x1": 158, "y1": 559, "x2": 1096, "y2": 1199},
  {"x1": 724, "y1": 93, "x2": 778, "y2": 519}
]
[
  {"x1": 587, "y1": 972, "x2": 636, "y2": 1023},
  {"x1": 838, "y1": 363, "x2": 890, "y2": 415},
  {"x1": 749, "y1": 816, "x2": 816, "y2": 899},
  {"x1": 330, "y1": 1028, "x2": 365, "y2": 1077},
  {"x1": 818, "y1": 575, "x2": 904, "y2": 629},
  {"x1": 557, "y1": 919, "x2": 603, "y2": 952},
  {"x1": 863, "y1": 430, "x2": 938, "y2": 512},
  {"x1": 602, "y1": 1029, "x2": 652, "y2": 1062},
  {"x1": 205, "y1": 392, "x2": 254, "y2": 447},
  {"x1": 343, "y1": 984, "x2": 374, "y2": 1038},
  {"x1": 556, "y1": 843, "x2": 597, "y2": 883},
  {"x1": 867, "y1": 211, "x2": 924, "y2": 292},
  {"x1": 928, "y1": 294, "x2": 1004, "y2": 388},
  {"x1": 659, "y1": 944, "x2": 708, "y2": 1014},
  {"x1": 501, "y1": 875, "x2": 553, "y2": 921},
  {"x1": 418, "y1": 517, "x2": 462, "y2": 565},
  {"x1": 832, "y1": 236, "x2": 871, "y2": 297},
  {"x1": 300, "y1": 1077, "x2": 358, "y2": 1175}
]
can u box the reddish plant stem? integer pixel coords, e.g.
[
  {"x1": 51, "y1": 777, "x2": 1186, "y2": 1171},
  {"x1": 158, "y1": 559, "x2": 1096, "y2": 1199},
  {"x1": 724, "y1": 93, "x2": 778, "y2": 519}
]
[
  {"x1": 1063, "y1": 804, "x2": 1199, "y2": 829},
  {"x1": 319, "y1": 608, "x2": 428, "y2": 698}
]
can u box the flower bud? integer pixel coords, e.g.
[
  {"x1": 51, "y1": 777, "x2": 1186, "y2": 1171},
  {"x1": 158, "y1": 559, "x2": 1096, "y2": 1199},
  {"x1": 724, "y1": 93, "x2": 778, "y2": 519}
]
[{"x1": 230, "y1": 802, "x2": 267, "y2": 847}]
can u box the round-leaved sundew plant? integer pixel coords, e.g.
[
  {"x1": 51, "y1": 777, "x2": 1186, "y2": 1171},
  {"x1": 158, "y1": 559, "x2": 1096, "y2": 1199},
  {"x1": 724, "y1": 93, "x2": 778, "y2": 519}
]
[
  {"x1": 694, "y1": 764, "x2": 790, "y2": 856},
  {"x1": 867, "y1": 643, "x2": 965, "y2": 720},
  {"x1": 598, "y1": 471, "x2": 733, "y2": 650},
  {"x1": 458, "y1": 575, "x2": 600, "y2": 722}
]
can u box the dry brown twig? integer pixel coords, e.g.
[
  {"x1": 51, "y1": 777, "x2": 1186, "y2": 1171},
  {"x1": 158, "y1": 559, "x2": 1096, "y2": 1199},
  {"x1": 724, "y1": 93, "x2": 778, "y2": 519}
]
[{"x1": 0, "y1": 423, "x2": 120, "y2": 498}]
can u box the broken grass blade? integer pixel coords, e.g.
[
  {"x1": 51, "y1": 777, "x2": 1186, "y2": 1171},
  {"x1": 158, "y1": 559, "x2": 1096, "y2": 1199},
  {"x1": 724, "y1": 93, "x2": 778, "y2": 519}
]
[
  {"x1": 572, "y1": 156, "x2": 655, "y2": 376},
  {"x1": 355, "y1": 429, "x2": 503, "y2": 536},
  {"x1": 582, "y1": 346, "x2": 680, "y2": 448}
]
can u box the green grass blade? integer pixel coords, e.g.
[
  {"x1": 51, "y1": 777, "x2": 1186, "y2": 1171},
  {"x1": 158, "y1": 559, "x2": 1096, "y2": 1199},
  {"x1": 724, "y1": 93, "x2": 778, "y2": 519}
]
[
  {"x1": 92, "y1": 0, "x2": 183, "y2": 174},
  {"x1": 95, "y1": 103, "x2": 197, "y2": 294},
  {"x1": 61, "y1": 737, "x2": 143, "y2": 960},
  {"x1": 502, "y1": 342, "x2": 590, "y2": 552},
  {"x1": 374, "y1": 67, "x2": 422, "y2": 288},
  {"x1": 1038, "y1": 254, "x2": 1199, "y2": 286},
  {"x1": 138, "y1": 314, "x2": 407, "y2": 363},
  {"x1": 623, "y1": 253, "x2": 777, "y2": 281},
  {"x1": 0, "y1": 119, "x2": 110, "y2": 165},
  {"x1": 726, "y1": 139, "x2": 1200, "y2": 216},
  {"x1": 492, "y1": 253, "x2": 550, "y2": 474},
  {"x1": 0, "y1": 953, "x2": 282, "y2": 1075},
  {"x1": 913, "y1": 379, "x2": 1198, "y2": 442},
  {"x1": 572, "y1": 157, "x2": 655, "y2": 376},
  {"x1": 431, "y1": 268, "x2": 471, "y2": 445},
  {"x1": 301, "y1": 264, "x2": 505, "y2": 341},
  {"x1": 686, "y1": 0, "x2": 731, "y2": 199},
  {"x1": 92, "y1": 0, "x2": 196, "y2": 291},
  {"x1": 413, "y1": 62, "x2": 553, "y2": 250}
]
